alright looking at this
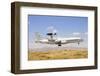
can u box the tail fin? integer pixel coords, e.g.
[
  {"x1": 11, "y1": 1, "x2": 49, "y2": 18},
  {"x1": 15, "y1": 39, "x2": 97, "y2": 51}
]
[{"x1": 34, "y1": 32, "x2": 42, "y2": 42}]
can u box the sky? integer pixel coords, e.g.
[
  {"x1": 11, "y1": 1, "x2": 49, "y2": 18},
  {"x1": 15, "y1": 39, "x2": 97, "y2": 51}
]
[{"x1": 28, "y1": 15, "x2": 88, "y2": 49}]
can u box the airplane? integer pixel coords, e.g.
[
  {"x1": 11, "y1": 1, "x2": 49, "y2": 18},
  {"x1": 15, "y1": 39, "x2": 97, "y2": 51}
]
[{"x1": 34, "y1": 28, "x2": 83, "y2": 46}]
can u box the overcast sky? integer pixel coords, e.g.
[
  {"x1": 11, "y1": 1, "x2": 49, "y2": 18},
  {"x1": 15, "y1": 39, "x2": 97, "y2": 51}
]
[{"x1": 28, "y1": 15, "x2": 88, "y2": 49}]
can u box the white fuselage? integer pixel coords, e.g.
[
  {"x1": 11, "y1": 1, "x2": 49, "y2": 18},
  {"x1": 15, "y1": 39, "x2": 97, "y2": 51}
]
[{"x1": 35, "y1": 37, "x2": 83, "y2": 46}]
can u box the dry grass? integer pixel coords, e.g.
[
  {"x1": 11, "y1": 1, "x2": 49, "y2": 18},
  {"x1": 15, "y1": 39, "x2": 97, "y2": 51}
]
[{"x1": 28, "y1": 49, "x2": 88, "y2": 60}]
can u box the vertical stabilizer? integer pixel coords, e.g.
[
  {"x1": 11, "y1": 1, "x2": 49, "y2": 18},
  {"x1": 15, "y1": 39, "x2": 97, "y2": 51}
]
[{"x1": 34, "y1": 32, "x2": 41, "y2": 42}]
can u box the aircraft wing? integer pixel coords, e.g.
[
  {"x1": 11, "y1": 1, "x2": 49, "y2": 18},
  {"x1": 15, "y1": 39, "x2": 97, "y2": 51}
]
[{"x1": 56, "y1": 37, "x2": 83, "y2": 44}]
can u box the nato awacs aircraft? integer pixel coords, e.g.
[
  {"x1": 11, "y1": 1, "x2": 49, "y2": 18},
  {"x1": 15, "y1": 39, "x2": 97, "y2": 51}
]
[{"x1": 35, "y1": 27, "x2": 83, "y2": 46}]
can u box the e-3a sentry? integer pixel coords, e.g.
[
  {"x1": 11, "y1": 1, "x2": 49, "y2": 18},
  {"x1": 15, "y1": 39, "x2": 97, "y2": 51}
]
[{"x1": 35, "y1": 28, "x2": 83, "y2": 46}]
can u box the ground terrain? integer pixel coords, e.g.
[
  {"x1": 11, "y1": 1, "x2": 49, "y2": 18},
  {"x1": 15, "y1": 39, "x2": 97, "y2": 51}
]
[{"x1": 28, "y1": 48, "x2": 88, "y2": 60}]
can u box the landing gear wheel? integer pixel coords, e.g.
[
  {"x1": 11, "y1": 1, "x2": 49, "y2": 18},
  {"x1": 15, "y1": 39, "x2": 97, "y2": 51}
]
[
  {"x1": 58, "y1": 44, "x2": 61, "y2": 46},
  {"x1": 58, "y1": 41, "x2": 61, "y2": 46}
]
